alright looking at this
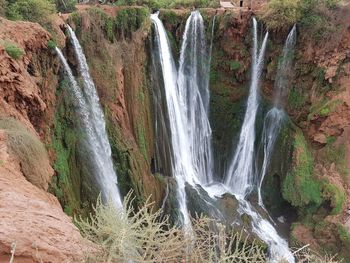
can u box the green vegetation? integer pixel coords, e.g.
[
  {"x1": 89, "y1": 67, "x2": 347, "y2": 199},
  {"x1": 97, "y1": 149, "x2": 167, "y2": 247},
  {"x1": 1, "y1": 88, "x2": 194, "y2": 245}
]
[
  {"x1": 3, "y1": 41, "x2": 24, "y2": 59},
  {"x1": 49, "y1": 79, "x2": 89, "y2": 217},
  {"x1": 259, "y1": 0, "x2": 301, "y2": 30},
  {"x1": 0, "y1": 118, "x2": 51, "y2": 190},
  {"x1": 114, "y1": 0, "x2": 219, "y2": 9},
  {"x1": 47, "y1": 39, "x2": 56, "y2": 49},
  {"x1": 5, "y1": 0, "x2": 56, "y2": 24},
  {"x1": 322, "y1": 183, "x2": 345, "y2": 215},
  {"x1": 54, "y1": 0, "x2": 76, "y2": 13},
  {"x1": 282, "y1": 131, "x2": 323, "y2": 208},
  {"x1": 308, "y1": 99, "x2": 341, "y2": 120},
  {"x1": 76, "y1": 191, "x2": 267, "y2": 262},
  {"x1": 114, "y1": 7, "x2": 150, "y2": 39},
  {"x1": 0, "y1": 0, "x2": 6, "y2": 16},
  {"x1": 260, "y1": 0, "x2": 340, "y2": 35},
  {"x1": 288, "y1": 87, "x2": 307, "y2": 109},
  {"x1": 229, "y1": 60, "x2": 242, "y2": 71},
  {"x1": 337, "y1": 224, "x2": 350, "y2": 248},
  {"x1": 322, "y1": 139, "x2": 350, "y2": 185}
]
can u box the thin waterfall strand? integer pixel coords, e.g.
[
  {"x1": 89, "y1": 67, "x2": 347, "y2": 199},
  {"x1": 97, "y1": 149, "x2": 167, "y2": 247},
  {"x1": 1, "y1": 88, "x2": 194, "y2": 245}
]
[
  {"x1": 258, "y1": 25, "x2": 297, "y2": 207},
  {"x1": 224, "y1": 18, "x2": 269, "y2": 197},
  {"x1": 65, "y1": 28, "x2": 123, "y2": 208}
]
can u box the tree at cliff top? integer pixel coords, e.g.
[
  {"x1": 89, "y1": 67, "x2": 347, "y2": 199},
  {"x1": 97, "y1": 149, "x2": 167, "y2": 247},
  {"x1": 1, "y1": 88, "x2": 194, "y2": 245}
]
[
  {"x1": 113, "y1": 0, "x2": 220, "y2": 9},
  {"x1": 5, "y1": 0, "x2": 56, "y2": 24},
  {"x1": 259, "y1": 0, "x2": 340, "y2": 31}
]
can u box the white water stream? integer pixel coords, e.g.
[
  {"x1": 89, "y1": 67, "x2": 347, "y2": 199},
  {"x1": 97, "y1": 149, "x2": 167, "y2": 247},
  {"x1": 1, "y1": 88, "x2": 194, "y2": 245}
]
[{"x1": 56, "y1": 29, "x2": 122, "y2": 209}]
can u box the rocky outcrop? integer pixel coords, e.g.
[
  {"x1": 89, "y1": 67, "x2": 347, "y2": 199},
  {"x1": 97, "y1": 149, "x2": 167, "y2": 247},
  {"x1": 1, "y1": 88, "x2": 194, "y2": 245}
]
[
  {"x1": 0, "y1": 18, "x2": 88, "y2": 262},
  {"x1": 0, "y1": 130, "x2": 87, "y2": 263}
]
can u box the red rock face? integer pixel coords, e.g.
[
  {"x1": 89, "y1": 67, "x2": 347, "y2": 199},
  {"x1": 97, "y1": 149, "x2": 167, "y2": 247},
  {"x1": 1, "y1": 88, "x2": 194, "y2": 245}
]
[
  {"x1": 0, "y1": 18, "x2": 88, "y2": 262},
  {"x1": 0, "y1": 130, "x2": 89, "y2": 262}
]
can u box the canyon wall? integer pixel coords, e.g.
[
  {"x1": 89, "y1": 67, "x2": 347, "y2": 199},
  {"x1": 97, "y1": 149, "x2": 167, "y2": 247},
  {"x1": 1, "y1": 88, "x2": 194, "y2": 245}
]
[{"x1": 1, "y1": 3, "x2": 350, "y2": 261}]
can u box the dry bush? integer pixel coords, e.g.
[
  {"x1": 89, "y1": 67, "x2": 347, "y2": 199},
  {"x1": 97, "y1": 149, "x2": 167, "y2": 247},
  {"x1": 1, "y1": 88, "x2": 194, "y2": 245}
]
[
  {"x1": 294, "y1": 245, "x2": 341, "y2": 263},
  {"x1": 0, "y1": 118, "x2": 52, "y2": 190},
  {"x1": 189, "y1": 216, "x2": 266, "y2": 263},
  {"x1": 75, "y1": 192, "x2": 186, "y2": 263},
  {"x1": 76, "y1": 191, "x2": 268, "y2": 263}
]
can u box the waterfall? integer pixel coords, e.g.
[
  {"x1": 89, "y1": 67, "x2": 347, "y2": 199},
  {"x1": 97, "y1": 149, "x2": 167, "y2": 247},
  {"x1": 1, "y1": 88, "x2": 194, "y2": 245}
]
[
  {"x1": 151, "y1": 11, "x2": 214, "y2": 227},
  {"x1": 56, "y1": 35, "x2": 122, "y2": 209},
  {"x1": 258, "y1": 25, "x2": 297, "y2": 208},
  {"x1": 222, "y1": 19, "x2": 295, "y2": 262},
  {"x1": 224, "y1": 18, "x2": 269, "y2": 197},
  {"x1": 177, "y1": 10, "x2": 214, "y2": 185},
  {"x1": 151, "y1": 12, "x2": 194, "y2": 227}
]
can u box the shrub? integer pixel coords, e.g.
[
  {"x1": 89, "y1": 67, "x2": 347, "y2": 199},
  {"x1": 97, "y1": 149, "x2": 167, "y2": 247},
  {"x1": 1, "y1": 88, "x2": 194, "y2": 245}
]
[
  {"x1": 6, "y1": 0, "x2": 56, "y2": 24},
  {"x1": 0, "y1": 0, "x2": 6, "y2": 16},
  {"x1": 114, "y1": 0, "x2": 219, "y2": 9},
  {"x1": 3, "y1": 41, "x2": 24, "y2": 59},
  {"x1": 282, "y1": 131, "x2": 323, "y2": 208},
  {"x1": 76, "y1": 191, "x2": 267, "y2": 262},
  {"x1": 259, "y1": 0, "x2": 340, "y2": 34},
  {"x1": 55, "y1": 0, "x2": 76, "y2": 13},
  {"x1": 259, "y1": 0, "x2": 301, "y2": 30},
  {"x1": 47, "y1": 39, "x2": 56, "y2": 49},
  {"x1": 0, "y1": 118, "x2": 52, "y2": 190}
]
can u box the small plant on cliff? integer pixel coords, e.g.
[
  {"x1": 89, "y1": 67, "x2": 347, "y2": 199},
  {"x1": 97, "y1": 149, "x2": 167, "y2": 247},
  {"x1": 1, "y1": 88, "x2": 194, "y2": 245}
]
[{"x1": 3, "y1": 41, "x2": 24, "y2": 60}]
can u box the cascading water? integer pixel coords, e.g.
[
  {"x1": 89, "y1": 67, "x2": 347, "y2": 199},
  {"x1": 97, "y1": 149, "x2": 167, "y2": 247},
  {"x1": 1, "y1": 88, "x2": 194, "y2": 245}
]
[
  {"x1": 151, "y1": 11, "x2": 214, "y2": 227},
  {"x1": 177, "y1": 10, "x2": 214, "y2": 185},
  {"x1": 257, "y1": 25, "x2": 297, "y2": 208},
  {"x1": 223, "y1": 19, "x2": 295, "y2": 262},
  {"x1": 151, "y1": 12, "x2": 194, "y2": 227},
  {"x1": 224, "y1": 18, "x2": 269, "y2": 197},
  {"x1": 56, "y1": 29, "x2": 122, "y2": 209}
]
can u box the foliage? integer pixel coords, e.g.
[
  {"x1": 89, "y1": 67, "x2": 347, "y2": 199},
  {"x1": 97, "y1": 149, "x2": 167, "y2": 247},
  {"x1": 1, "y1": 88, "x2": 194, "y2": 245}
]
[
  {"x1": 5, "y1": 0, "x2": 56, "y2": 24},
  {"x1": 3, "y1": 41, "x2": 24, "y2": 59},
  {"x1": 323, "y1": 142, "x2": 349, "y2": 177},
  {"x1": 282, "y1": 131, "x2": 322, "y2": 208},
  {"x1": 259, "y1": 0, "x2": 340, "y2": 34},
  {"x1": 308, "y1": 99, "x2": 341, "y2": 120},
  {"x1": 322, "y1": 183, "x2": 345, "y2": 215},
  {"x1": 47, "y1": 39, "x2": 56, "y2": 49},
  {"x1": 294, "y1": 245, "x2": 340, "y2": 263},
  {"x1": 0, "y1": 0, "x2": 6, "y2": 16},
  {"x1": 114, "y1": 0, "x2": 219, "y2": 9},
  {"x1": 76, "y1": 191, "x2": 267, "y2": 262},
  {"x1": 337, "y1": 224, "x2": 350, "y2": 248},
  {"x1": 114, "y1": 7, "x2": 150, "y2": 39},
  {"x1": 288, "y1": 87, "x2": 306, "y2": 109},
  {"x1": 229, "y1": 60, "x2": 241, "y2": 71},
  {"x1": 55, "y1": 0, "x2": 76, "y2": 13},
  {"x1": 259, "y1": 0, "x2": 301, "y2": 30}
]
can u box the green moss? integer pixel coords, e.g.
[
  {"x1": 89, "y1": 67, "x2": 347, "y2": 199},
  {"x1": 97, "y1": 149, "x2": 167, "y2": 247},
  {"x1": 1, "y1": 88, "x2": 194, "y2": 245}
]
[
  {"x1": 3, "y1": 41, "x2": 24, "y2": 59},
  {"x1": 49, "y1": 79, "x2": 89, "y2": 217},
  {"x1": 105, "y1": 17, "x2": 115, "y2": 42},
  {"x1": 338, "y1": 224, "x2": 350, "y2": 248},
  {"x1": 282, "y1": 131, "x2": 322, "y2": 208},
  {"x1": 288, "y1": 87, "x2": 306, "y2": 109},
  {"x1": 229, "y1": 60, "x2": 241, "y2": 71},
  {"x1": 47, "y1": 39, "x2": 56, "y2": 49},
  {"x1": 322, "y1": 183, "x2": 345, "y2": 215},
  {"x1": 308, "y1": 99, "x2": 341, "y2": 120}
]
